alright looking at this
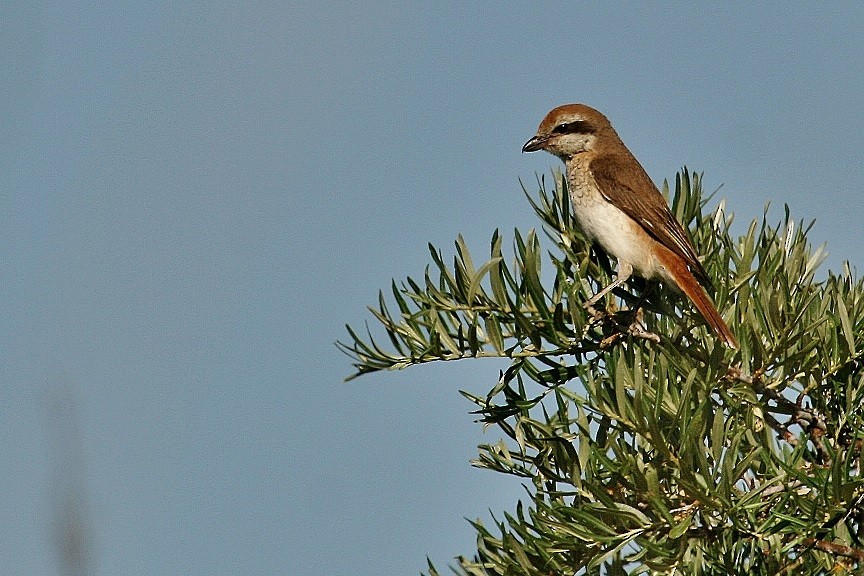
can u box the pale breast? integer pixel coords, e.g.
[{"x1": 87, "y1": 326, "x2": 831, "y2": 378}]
[{"x1": 565, "y1": 159, "x2": 670, "y2": 282}]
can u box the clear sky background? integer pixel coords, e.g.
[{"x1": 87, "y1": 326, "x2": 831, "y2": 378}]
[{"x1": 3, "y1": 2, "x2": 864, "y2": 575}]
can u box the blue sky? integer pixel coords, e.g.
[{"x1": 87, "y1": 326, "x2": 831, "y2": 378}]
[{"x1": 3, "y1": 2, "x2": 864, "y2": 574}]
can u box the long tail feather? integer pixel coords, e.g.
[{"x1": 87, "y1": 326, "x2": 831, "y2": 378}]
[{"x1": 658, "y1": 251, "x2": 739, "y2": 349}]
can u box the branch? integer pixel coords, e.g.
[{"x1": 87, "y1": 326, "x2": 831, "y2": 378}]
[
  {"x1": 802, "y1": 537, "x2": 864, "y2": 563},
  {"x1": 726, "y1": 367, "x2": 830, "y2": 463}
]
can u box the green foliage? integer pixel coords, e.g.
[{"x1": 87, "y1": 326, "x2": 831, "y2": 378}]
[{"x1": 339, "y1": 169, "x2": 864, "y2": 575}]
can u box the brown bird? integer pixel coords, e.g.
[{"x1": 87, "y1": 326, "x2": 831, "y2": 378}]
[{"x1": 522, "y1": 104, "x2": 738, "y2": 348}]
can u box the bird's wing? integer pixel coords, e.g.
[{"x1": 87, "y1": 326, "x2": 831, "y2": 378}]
[{"x1": 589, "y1": 153, "x2": 713, "y2": 289}]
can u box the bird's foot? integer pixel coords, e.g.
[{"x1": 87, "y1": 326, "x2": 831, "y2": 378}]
[
  {"x1": 626, "y1": 322, "x2": 660, "y2": 343},
  {"x1": 588, "y1": 305, "x2": 660, "y2": 347},
  {"x1": 584, "y1": 302, "x2": 606, "y2": 322}
]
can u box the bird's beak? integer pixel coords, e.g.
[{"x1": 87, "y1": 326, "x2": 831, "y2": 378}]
[{"x1": 522, "y1": 135, "x2": 546, "y2": 153}]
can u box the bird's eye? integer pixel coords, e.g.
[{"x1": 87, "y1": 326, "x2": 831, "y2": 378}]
[{"x1": 552, "y1": 120, "x2": 594, "y2": 135}]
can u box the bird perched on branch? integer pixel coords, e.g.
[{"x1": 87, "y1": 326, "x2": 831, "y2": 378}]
[{"x1": 523, "y1": 104, "x2": 738, "y2": 348}]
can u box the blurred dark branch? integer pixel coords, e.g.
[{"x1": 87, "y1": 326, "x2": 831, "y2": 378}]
[
  {"x1": 44, "y1": 387, "x2": 95, "y2": 576},
  {"x1": 727, "y1": 367, "x2": 830, "y2": 463}
]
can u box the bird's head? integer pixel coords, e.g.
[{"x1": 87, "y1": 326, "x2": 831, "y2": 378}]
[{"x1": 522, "y1": 104, "x2": 616, "y2": 160}]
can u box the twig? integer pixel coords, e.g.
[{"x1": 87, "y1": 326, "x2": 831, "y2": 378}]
[
  {"x1": 725, "y1": 367, "x2": 830, "y2": 463},
  {"x1": 760, "y1": 480, "x2": 809, "y2": 498},
  {"x1": 588, "y1": 307, "x2": 661, "y2": 348},
  {"x1": 801, "y1": 537, "x2": 864, "y2": 562}
]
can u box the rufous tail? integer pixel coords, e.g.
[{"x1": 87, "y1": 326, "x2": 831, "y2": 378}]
[{"x1": 661, "y1": 252, "x2": 739, "y2": 349}]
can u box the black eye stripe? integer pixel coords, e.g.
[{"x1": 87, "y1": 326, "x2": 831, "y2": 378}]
[{"x1": 552, "y1": 120, "x2": 596, "y2": 135}]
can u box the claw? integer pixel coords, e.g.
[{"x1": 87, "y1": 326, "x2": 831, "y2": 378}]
[
  {"x1": 584, "y1": 302, "x2": 606, "y2": 321},
  {"x1": 585, "y1": 303, "x2": 660, "y2": 345},
  {"x1": 627, "y1": 323, "x2": 660, "y2": 343}
]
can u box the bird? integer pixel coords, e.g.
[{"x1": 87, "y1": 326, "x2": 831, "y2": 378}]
[{"x1": 522, "y1": 104, "x2": 738, "y2": 348}]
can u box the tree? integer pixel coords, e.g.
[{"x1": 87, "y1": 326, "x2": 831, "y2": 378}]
[{"x1": 338, "y1": 169, "x2": 864, "y2": 575}]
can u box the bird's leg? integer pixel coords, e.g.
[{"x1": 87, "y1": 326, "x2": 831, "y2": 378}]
[
  {"x1": 583, "y1": 260, "x2": 633, "y2": 319},
  {"x1": 583, "y1": 262, "x2": 661, "y2": 345},
  {"x1": 624, "y1": 283, "x2": 661, "y2": 340},
  {"x1": 625, "y1": 312, "x2": 660, "y2": 343}
]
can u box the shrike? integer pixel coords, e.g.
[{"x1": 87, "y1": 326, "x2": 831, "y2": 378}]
[{"x1": 523, "y1": 104, "x2": 738, "y2": 348}]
